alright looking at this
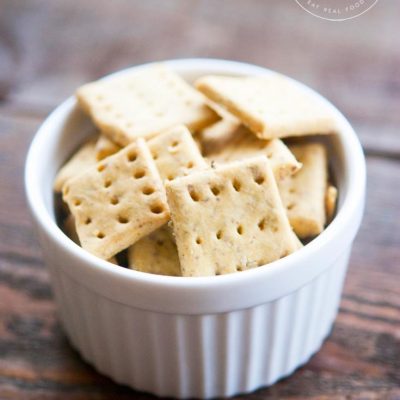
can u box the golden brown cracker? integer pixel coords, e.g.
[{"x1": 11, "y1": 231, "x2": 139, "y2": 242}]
[
  {"x1": 128, "y1": 224, "x2": 180, "y2": 276},
  {"x1": 196, "y1": 74, "x2": 336, "y2": 139},
  {"x1": 54, "y1": 137, "x2": 97, "y2": 192},
  {"x1": 208, "y1": 126, "x2": 301, "y2": 180},
  {"x1": 166, "y1": 156, "x2": 299, "y2": 277},
  {"x1": 62, "y1": 138, "x2": 169, "y2": 260},
  {"x1": 279, "y1": 143, "x2": 328, "y2": 238},
  {"x1": 77, "y1": 65, "x2": 219, "y2": 146}
]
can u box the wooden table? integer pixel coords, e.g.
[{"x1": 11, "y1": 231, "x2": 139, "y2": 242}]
[{"x1": 0, "y1": 1, "x2": 399, "y2": 398}]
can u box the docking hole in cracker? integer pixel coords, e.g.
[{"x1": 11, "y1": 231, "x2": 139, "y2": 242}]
[{"x1": 55, "y1": 66, "x2": 338, "y2": 276}]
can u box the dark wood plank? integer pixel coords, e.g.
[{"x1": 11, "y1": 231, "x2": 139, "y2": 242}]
[{"x1": 0, "y1": 0, "x2": 399, "y2": 398}]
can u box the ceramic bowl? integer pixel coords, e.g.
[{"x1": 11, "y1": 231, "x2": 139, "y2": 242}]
[{"x1": 25, "y1": 58, "x2": 366, "y2": 398}]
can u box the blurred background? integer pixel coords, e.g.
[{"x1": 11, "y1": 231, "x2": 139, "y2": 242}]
[{"x1": 0, "y1": 1, "x2": 399, "y2": 399}]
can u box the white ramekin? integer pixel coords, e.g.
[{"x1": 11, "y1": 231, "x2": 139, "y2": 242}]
[{"x1": 25, "y1": 59, "x2": 366, "y2": 398}]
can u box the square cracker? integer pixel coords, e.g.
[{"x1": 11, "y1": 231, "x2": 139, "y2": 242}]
[
  {"x1": 62, "y1": 138, "x2": 169, "y2": 260},
  {"x1": 278, "y1": 143, "x2": 328, "y2": 238},
  {"x1": 208, "y1": 125, "x2": 301, "y2": 180},
  {"x1": 128, "y1": 224, "x2": 181, "y2": 276},
  {"x1": 76, "y1": 65, "x2": 219, "y2": 146},
  {"x1": 54, "y1": 137, "x2": 97, "y2": 192},
  {"x1": 325, "y1": 184, "x2": 338, "y2": 223},
  {"x1": 196, "y1": 75, "x2": 336, "y2": 140},
  {"x1": 166, "y1": 156, "x2": 299, "y2": 277},
  {"x1": 200, "y1": 117, "x2": 240, "y2": 155},
  {"x1": 95, "y1": 134, "x2": 121, "y2": 161},
  {"x1": 62, "y1": 214, "x2": 118, "y2": 264},
  {"x1": 200, "y1": 101, "x2": 241, "y2": 155},
  {"x1": 148, "y1": 125, "x2": 208, "y2": 182}
]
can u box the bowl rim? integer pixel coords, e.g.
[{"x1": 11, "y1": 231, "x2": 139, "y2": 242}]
[{"x1": 25, "y1": 58, "x2": 366, "y2": 313}]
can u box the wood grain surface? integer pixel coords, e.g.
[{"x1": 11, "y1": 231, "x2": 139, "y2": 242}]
[{"x1": 0, "y1": 1, "x2": 399, "y2": 399}]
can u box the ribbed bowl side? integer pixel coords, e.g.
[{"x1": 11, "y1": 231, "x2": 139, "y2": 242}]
[{"x1": 47, "y1": 249, "x2": 350, "y2": 399}]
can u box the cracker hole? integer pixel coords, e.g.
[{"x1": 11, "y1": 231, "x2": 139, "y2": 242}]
[
  {"x1": 97, "y1": 232, "x2": 105, "y2": 239},
  {"x1": 104, "y1": 179, "x2": 112, "y2": 188},
  {"x1": 258, "y1": 219, "x2": 266, "y2": 231},
  {"x1": 215, "y1": 271, "x2": 221, "y2": 276},
  {"x1": 118, "y1": 216, "x2": 129, "y2": 224},
  {"x1": 211, "y1": 186, "x2": 220, "y2": 196},
  {"x1": 232, "y1": 179, "x2": 241, "y2": 192},
  {"x1": 84, "y1": 217, "x2": 92, "y2": 225},
  {"x1": 134, "y1": 169, "x2": 146, "y2": 179},
  {"x1": 216, "y1": 230, "x2": 223, "y2": 240},
  {"x1": 236, "y1": 265, "x2": 243, "y2": 272},
  {"x1": 127, "y1": 152, "x2": 137, "y2": 162},
  {"x1": 189, "y1": 188, "x2": 200, "y2": 202},
  {"x1": 142, "y1": 186, "x2": 155, "y2": 195},
  {"x1": 167, "y1": 174, "x2": 175, "y2": 181},
  {"x1": 97, "y1": 164, "x2": 106, "y2": 172},
  {"x1": 287, "y1": 203, "x2": 295, "y2": 210},
  {"x1": 255, "y1": 175, "x2": 265, "y2": 185},
  {"x1": 187, "y1": 161, "x2": 194, "y2": 169},
  {"x1": 289, "y1": 188, "x2": 296, "y2": 194},
  {"x1": 73, "y1": 199, "x2": 81, "y2": 206},
  {"x1": 150, "y1": 204, "x2": 164, "y2": 214},
  {"x1": 237, "y1": 225, "x2": 244, "y2": 235},
  {"x1": 195, "y1": 237, "x2": 202, "y2": 245},
  {"x1": 168, "y1": 145, "x2": 179, "y2": 153},
  {"x1": 152, "y1": 153, "x2": 158, "y2": 160},
  {"x1": 110, "y1": 196, "x2": 119, "y2": 205}
]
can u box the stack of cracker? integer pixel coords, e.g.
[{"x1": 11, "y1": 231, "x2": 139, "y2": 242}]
[{"x1": 55, "y1": 65, "x2": 338, "y2": 277}]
